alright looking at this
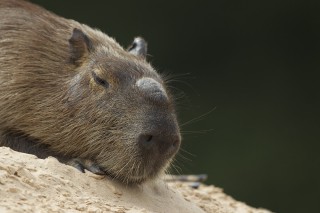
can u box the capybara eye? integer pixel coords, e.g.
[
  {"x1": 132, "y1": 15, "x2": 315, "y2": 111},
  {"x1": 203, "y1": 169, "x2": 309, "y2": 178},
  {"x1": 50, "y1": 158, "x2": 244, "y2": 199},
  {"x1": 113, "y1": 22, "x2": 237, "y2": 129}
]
[{"x1": 92, "y1": 72, "x2": 109, "y2": 88}]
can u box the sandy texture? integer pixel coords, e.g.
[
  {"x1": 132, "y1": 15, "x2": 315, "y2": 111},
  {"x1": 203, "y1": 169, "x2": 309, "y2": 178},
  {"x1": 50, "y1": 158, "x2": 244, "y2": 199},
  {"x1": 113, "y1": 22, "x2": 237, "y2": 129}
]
[{"x1": 0, "y1": 147, "x2": 272, "y2": 213}]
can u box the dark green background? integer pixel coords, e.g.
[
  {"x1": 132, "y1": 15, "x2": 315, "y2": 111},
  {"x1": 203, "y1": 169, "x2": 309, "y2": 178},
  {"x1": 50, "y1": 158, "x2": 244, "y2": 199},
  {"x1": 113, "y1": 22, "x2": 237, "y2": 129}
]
[{"x1": 31, "y1": 1, "x2": 320, "y2": 212}]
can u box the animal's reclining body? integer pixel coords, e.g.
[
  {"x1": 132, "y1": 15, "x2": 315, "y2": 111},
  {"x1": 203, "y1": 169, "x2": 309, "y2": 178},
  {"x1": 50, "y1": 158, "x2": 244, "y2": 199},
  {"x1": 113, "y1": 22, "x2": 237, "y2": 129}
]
[{"x1": 0, "y1": 0, "x2": 181, "y2": 184}]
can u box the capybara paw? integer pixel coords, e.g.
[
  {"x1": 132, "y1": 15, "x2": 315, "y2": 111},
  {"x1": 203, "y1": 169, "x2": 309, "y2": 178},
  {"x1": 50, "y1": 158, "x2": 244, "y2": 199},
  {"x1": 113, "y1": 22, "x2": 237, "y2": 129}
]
[{"x1": 67, "y1": 158, "x2": 105, "y2": 175}]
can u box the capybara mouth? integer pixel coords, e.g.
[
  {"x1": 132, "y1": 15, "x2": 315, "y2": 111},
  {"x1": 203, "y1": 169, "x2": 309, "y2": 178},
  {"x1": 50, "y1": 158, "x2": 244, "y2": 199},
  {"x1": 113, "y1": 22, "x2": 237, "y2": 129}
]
[
  {"x1": 100, "y1": 153, "x2": 172, "y2": 184},
  {"x1": 96, "y1": 125, "x2": 181, "y2": 184}
]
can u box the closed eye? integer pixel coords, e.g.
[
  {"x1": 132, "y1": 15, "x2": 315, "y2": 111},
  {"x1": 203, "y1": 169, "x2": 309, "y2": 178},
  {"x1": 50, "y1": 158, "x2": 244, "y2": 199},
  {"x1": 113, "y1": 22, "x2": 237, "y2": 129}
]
[{"x1": 92, "y1": 72, "x2": 109, "y2": 88}]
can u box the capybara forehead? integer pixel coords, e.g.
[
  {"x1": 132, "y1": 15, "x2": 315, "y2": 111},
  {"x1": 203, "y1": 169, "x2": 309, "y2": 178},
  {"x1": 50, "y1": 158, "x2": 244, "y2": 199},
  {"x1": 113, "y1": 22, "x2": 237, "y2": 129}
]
[{"x1": 94, "y1": 53, "x2": 161, "y2": 83}]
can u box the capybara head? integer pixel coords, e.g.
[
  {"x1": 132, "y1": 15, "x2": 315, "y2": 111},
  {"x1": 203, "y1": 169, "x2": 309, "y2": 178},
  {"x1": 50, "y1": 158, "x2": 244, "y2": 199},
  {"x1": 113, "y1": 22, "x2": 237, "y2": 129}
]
[
  {"x1": 0, "y1": 0, "x2": 181, "y2": 184},
  {"x1": 63, "y1": 29, "x2": 181, "y2": 183}
]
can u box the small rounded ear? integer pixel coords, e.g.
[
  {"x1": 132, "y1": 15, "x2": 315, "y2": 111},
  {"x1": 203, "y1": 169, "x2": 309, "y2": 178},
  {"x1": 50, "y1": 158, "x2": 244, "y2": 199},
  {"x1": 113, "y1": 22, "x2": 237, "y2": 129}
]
[
  {"x1": 69, "y1": 28, "x2": 93, "y2": 65},
  {"x1": 128, "y1": 37, "x2": 147, "y2": 58}
]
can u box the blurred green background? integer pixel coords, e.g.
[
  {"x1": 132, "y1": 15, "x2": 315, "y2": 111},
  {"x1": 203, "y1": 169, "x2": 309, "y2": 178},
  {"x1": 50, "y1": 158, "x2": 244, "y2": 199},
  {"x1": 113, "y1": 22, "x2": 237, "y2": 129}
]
[{"x1": 32, "y1": 1, "x2": 320, "y2": 212}]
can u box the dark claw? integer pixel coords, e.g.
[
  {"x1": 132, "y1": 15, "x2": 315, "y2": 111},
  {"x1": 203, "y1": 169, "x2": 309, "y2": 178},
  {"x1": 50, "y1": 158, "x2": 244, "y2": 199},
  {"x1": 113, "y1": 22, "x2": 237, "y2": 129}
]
[
  {"x1": 189, "y1": 182, "x2": 201, "y2": 189},
  {"x1": 73, "y1": 162, "x2": 85, "y2": 173},
  {"x1": 86, "y1": 164, "x2": 106, "y2": 175},
  {"x1": 67, "y1": 158, "x2": 105, "y2": 175}
]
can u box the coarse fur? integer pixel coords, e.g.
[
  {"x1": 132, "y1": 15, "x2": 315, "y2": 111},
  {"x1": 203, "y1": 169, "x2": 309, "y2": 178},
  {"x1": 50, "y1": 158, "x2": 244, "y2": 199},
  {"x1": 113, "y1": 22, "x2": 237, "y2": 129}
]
[{"x1": 0, "y1": 0, "x2": 181, "y2": 184}]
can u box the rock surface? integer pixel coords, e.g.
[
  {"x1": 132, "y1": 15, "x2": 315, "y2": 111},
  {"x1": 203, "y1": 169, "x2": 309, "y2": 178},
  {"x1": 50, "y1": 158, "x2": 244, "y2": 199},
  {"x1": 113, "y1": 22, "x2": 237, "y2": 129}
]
[{"x1": 0, "y1": 147, "x2": 272, "y2": 213}]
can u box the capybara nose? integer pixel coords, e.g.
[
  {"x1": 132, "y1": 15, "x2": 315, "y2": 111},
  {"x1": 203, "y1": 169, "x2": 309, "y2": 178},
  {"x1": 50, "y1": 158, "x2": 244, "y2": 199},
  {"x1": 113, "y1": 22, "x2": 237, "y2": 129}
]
[{"x1": 138, "y1": 133, "x2": 181, "y2": 155}]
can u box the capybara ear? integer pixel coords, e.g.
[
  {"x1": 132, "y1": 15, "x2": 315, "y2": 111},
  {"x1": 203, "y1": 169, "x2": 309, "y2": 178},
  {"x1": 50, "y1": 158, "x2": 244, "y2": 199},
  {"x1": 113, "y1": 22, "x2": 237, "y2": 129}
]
[
  {"x1": 128, "y1": 37, "x2": 147, "y2": 59},
  {"x1": 69, "y1": 28, "x2": 93, "y2": 65}
]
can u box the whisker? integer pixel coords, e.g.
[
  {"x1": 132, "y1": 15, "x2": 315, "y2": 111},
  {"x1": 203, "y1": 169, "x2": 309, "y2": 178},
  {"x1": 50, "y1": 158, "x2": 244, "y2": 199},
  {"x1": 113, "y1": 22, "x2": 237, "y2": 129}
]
[
  {"x1": 170, "y1": 163, "x2": 182, "y2": 175},
  {"x1": 114, "y1": 154, "x2": 134, "y2": 180},
  {"x1": 162, "y1": 72, "x2": 192, "y2": 83},
  {"x1": 176, "y1": 152, "x2": 192, "y2": 162},
  {"x1": 180, "y1": 107, "x2": 217, "y2": 127},
  {"x1": 181, "y1": 128, "x2": 215, "y2": 135},
  {"x1": 179, "y1": 147, "x2": 195, "y2": 157}
]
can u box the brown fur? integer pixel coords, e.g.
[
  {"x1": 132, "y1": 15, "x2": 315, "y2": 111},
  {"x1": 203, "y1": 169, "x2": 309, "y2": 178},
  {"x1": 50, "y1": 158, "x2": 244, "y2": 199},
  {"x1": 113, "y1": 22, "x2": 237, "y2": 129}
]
[{"x1": 0, "y1": 0, "x2": 180, "y2": 184}]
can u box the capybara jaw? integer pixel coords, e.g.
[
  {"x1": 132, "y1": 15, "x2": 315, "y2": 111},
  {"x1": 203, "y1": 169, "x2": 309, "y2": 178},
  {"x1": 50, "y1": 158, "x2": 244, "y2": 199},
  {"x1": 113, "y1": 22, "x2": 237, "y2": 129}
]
[{"x1": 102, "y1": 170, "x2": 147, "y2": 184}]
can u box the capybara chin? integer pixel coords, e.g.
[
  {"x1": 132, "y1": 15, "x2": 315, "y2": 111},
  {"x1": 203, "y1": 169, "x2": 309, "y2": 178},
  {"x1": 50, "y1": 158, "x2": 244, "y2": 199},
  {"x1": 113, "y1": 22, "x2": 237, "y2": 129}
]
[{"x1": 0, "y1": 0, "x2": 181, "y2": 184}]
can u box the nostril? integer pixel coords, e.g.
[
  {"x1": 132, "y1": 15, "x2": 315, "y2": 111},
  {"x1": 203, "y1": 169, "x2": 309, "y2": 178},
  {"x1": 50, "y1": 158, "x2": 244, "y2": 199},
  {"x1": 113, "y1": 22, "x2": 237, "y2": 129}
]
[
  {"x1": 138, "y1": 133, "x2": 180, "y2": 153},
  {"x1": 146, "y1": 135, "x2": 153, "y2": 142},
  {"x1": 138, "y1": 134, "x2": 155, "y2": 149},
  {"x1": 172, "y1": 139, "x2": 179, "y2": 148}
]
